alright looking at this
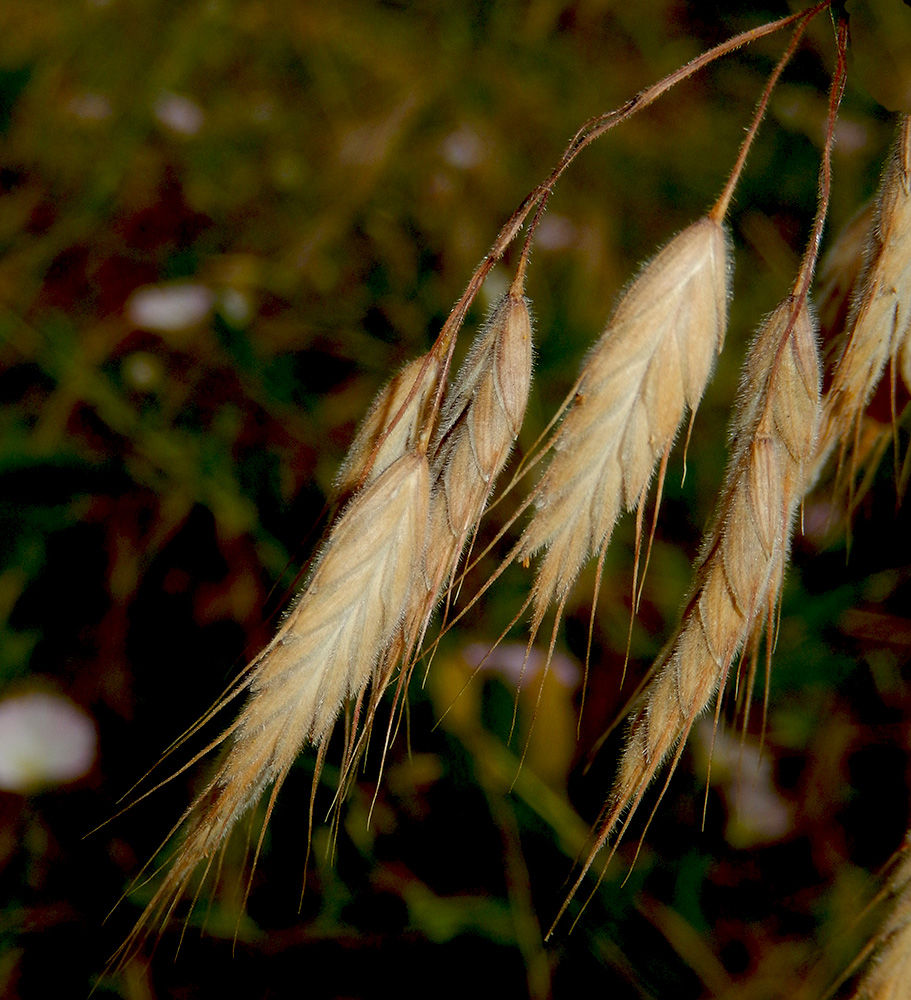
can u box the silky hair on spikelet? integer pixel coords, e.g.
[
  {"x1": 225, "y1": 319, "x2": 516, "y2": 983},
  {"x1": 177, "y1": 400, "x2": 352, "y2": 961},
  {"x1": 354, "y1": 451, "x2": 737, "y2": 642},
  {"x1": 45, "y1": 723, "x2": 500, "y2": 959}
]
[
  {"x1": 817, "y1": 114, "x2": 911, "y2": 473},
  {"x1": 338, "y1": 272, "x2": 534, "y2": 786},
  {"x1": 116, "y1": 448, "x2": 430, "y2": 959},
  {"x1": 850, "y1": 835, "x2": 911, "y2": 1000},
  {"x1": 424, "y1": 272, "x2": 533, "y2": 606},
  {"x1": 519, "y1": 216, "x2": 730, "y2": 635},
  {"x1": 335, "y1": 351, "x2": 441, "y2": 499},
  {"x1": 550, "y1": 294, "x2": 821, "y2": 930}
]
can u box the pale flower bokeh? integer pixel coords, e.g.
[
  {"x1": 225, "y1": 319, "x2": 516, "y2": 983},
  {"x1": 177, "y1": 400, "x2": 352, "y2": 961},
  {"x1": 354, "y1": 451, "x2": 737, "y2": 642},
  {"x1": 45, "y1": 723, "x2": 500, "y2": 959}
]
[{"x1": 0, "y1": 691, "x2": 97, "y2": 793}]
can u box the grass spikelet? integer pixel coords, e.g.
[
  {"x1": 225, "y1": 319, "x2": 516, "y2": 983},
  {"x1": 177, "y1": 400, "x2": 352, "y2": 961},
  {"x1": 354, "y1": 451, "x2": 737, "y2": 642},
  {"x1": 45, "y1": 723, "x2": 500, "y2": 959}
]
[
  {"x1": 815, "y1": 202, "x2": 874, "y2": 345},
  {"x1": 818, "y1": 114, "x2": 911, "y2": 471},
  {"x1": 549, "y1": 296, "x2": 820, "y2": 933},
  {"x1": 335, "y1": 351, "x2": 441, "y2": 499},
  {"x1": 850, "y1": 838, "x2": 911, "y2": 1000},
  {"x1": 901, "y1": 322, "x2": 911, "y2": 401},
  {"x1": 334, "y1": 273, "x2": 534, "y2": 800},
  {"x1": 117, "y1": 449, "x2": 430, "y2": 960},
  {"x1": 519, "y1": 217, "x2": 730, "y2": 630},
  {"x1": 425, "y1": 272, "x2": 533, "y2": 602}
]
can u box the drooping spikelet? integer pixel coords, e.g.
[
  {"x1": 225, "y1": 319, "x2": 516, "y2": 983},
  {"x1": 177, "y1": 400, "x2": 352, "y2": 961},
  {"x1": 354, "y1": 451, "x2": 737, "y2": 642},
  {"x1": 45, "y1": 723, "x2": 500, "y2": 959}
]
[
  {"x1": 552, "y1": 296, "x2": 820, "y2": 927},
  {"x1": 423, "y1": 275, "x2": 533, "y2": 608},
  {"x1": 335, "y1": 351, "x2": 441, "y2": 499},
  {"x1": 850, "y1": 836, "x2": 911, "y2": 1000},
  {"x1": 337, "y1": 275, "x2": 533, "y2": 788},
  {"x1": 121, "y1": 449, "x2": 430, "y2": 952},
  {"x1": 519, "y1": 217, "x2": 730, "y2": 630},
  {"x1": 817, "y1": 114, "x2": 911, "y2": 469},
  {"x1": 901, "y1": 323, "x2": 911, "y2": 401}
]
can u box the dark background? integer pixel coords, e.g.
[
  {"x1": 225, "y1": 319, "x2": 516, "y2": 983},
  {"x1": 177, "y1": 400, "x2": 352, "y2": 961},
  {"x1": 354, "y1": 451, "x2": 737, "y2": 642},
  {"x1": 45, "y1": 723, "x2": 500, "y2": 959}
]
[{"x1": 0, "y1": 2, "x2": 909, "y2": 997}]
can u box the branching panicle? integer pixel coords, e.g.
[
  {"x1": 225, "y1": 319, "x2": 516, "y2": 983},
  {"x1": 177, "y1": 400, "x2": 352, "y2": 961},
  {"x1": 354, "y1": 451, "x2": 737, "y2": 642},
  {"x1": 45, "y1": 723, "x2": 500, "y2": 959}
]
[{"x1": 113, "y1": 9, "x2": 911, "y2": 986}]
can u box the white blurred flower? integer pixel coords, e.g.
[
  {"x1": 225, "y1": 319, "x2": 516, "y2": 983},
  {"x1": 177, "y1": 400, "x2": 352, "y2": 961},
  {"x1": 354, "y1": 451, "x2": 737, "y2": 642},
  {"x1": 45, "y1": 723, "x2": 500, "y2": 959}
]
[
  {"x1": 154, "y1": 92, "x2": 205, "y2": 136},
  {"x1": 694, "y1": 718, "x2": 792, "y2": 847},
  {"x1": 535, "y1": 215, "x2": 579, "y2": 251},
  {"x1": 0, "y1": 691, "x2": 97, "y2": 793},
  {"x1": 463, "y1": 642, "x2": 580, "y2": 688},
  {"x1": 126, "y1": 282, "x2": 214, "y2": 332},
  {"x1": 441, "y1": 126, "x2": 484, "y2": 170}
]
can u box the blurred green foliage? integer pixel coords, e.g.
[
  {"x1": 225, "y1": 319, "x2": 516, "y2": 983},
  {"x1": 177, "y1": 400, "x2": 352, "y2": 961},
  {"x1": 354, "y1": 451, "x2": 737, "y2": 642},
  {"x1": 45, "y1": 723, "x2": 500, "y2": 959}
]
[{"x1": 0, "y1": 2, "x2": 909, "y2": 998}]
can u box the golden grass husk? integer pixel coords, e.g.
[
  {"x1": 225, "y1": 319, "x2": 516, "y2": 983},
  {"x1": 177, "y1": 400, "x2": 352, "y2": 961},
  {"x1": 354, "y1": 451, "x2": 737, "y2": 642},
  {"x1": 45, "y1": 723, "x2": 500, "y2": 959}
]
[
  {"x1": 335, "y1": 351, "x2": 441, "y2": 499},
  {"x1": 518, "y1": 217, "x2": 730, "y2": 631},
  {"x1": 850, "y1": 838, "x2": 911, "y2": 1000},
  {"x1": 814, "y1": 201, "x2": 874, "y2": 346},
  {"x1": 816, "y1": 114, "x2": 911, "y2": 473},
  {"x1": 117, "y1": 448, "x2": 430, "y2": 959},
  {"x1": 550, "y1": 296, "x2": 820, "y2": 931},
  {"x1": 424, "y1": 278, "x2": 533, "y2": 606},
  {"x1": 337, "y1": 278, "x2": 534, "y2": 791}
]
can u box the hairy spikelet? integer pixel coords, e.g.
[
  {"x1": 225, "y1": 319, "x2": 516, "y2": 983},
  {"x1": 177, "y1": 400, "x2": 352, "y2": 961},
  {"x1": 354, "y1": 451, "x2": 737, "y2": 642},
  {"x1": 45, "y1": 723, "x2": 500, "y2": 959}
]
[
  {"x1": 852, "y1": 840, "x2": 911, "y2": 1000},
  {"x1": 620, "y1": 297, "x2": 818, "y2": 821},
  {"x1": 519, "y1": 217, "x2": 730, "y2": 627},
  {"x1": 424, "y1": 282, "x2": 533, "y2": 602},
  {"x1": 818, "y1": 114, "x2": 911, "y2": 467},
  {"x1": 335, "y1": 352, "x2": 441, "y2": 498},
  {"x1": 900, "y1": 302, "x2": 911, "y2": 400},
  {"x1": 554, "y1": 297, "x2": 820, "y2": 920},
  {"x1": 122, "y1": 450, "x2": 430, "y2": 951},
  {"x1": 815, "y1": 202, "x2": 874, "y2": 345},
  {"x1": 341, "y1": 283, "x2": 533, "y2": 776}
]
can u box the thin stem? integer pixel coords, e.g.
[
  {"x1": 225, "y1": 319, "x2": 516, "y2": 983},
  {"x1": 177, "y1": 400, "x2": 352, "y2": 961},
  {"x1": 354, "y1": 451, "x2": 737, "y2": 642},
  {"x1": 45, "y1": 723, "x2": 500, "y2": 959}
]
[
  {"x1": 429, "y1": 2, "x2": 832, "y2": 364},
  {"x1": 762, "y1": 14, "x2": 849, "y2": 412},
  {"x1": 712, "y1": 13, "x2": 815, "y2": 220},
  {"x1": 357, "y1": 3, "x2": 833, "y2": 503},
  {"x1": 794, "y1": 15, "x2": 849, "y2": 307}
]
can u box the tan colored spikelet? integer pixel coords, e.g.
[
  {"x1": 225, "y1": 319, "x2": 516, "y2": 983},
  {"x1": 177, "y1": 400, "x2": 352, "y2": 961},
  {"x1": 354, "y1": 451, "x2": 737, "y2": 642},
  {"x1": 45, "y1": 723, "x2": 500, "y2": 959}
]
[
  {"x1": 814, "y1": 201, "x2": 874, "y2": 345},
  {"x1": 120, "y1": 449, "x2": 429, "y2": 954},
  {"x1": 901, "y1": 324, "x2": 911, "y2": 399},
  {"x1": 519, "y1": 217, "x2": 730, "y2": 628},
  {"x1": 552, "y1": 296, "x2": 820, "y2": 928},
  {"x1": 424, "y1": 278, "x2": 533, "y2": 601},
  {"x1": 817, "y1": 114, "x2": 911, "y2": 470},
  {"x1": 334, "y1": 281, "x2": 534, "y2": 790},
  {"x1": 326, "y1": 278, "x2": 533, "y2": 788},
  {"x1": 335, "y1": 351, "x2": 441, "y2": 498},
  {"x1": 851, "y1": 838, "x2": 911, "y2": 1000}
]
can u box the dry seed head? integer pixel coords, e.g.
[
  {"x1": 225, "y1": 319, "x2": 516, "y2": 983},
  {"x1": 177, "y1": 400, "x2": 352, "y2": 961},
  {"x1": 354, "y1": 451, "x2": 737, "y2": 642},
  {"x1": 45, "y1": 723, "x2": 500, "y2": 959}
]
[
  {"x1": 335, "y1": 352, "x2": 441, "y2": 498},
  {"x1": 346, "y1": 286, "x2": 534, "y2": 728},
  {"x1": 570, "y1": 298, "x2": 819, "y2": 902},
  {"x1": 851, "y1": 841, "x2": 911, "y2": 1000},
  {"x1": 818, "y1": 114, "x2": 911, "y2": 467},
  {"x1": 425, "y1": 287, "x2": 533, "y2": 592},
  {"x1": 815, "y1": 201, "x2": 874, "y2": 344},
  {"x1": 125, "y1": 450, "x2": 430, "y2": 945},
  {"x1": 520, "y1": 216, "x2": 731, "y2": 620},
  {"x1": 901, "y1": 324, "x2": 911, "y2": 398},
  {"x1": 249, "y1": 449, "x2": 429, "y2": 748}
]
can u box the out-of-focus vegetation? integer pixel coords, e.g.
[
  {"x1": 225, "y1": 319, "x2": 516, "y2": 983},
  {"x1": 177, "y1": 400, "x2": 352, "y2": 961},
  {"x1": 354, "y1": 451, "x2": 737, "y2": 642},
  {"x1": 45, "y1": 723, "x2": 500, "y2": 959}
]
[{"x1": 0, "y1": 2, "x2": 909, "y2": 998}]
